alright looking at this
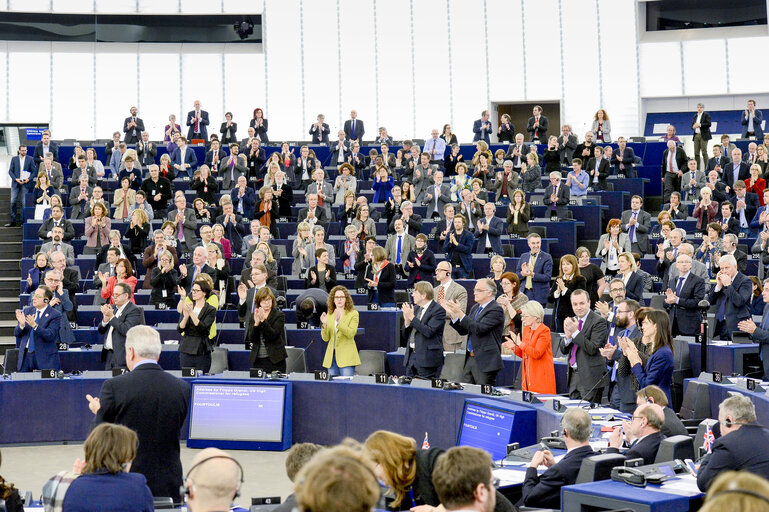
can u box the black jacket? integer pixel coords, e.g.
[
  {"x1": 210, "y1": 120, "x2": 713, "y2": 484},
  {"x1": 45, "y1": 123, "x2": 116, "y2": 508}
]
[
  {"x1": 698, "y1": 423, "x2": 769, "y2": 491},
  {"x1": 177, "y1": 301, "x2": 216, "y2": 355},
  {"x1": 150, "y1": 267, "x2": 179, "y2": 307},
  {"x1": 608, "y1": 431, "x2": 664, "y2": 465},
  {"x1": 521, "y1": 445, "x2": 596, "y2": 510},
  {"x1": 248, "y1": 308, "x2": 288, "y2": 365}
]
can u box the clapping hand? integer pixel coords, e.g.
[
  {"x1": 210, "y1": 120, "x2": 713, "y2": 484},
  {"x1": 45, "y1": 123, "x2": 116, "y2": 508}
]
[
  {"x1": 738, "y1": 319, "x2": 758, "y2": 334},
  {"x1": 599, "y1": 342, "x2": 616, "y2": 360},
  {"x1": 177, "y1": 285, "x2": 187, "y2": 299},
  {"x1": 563, "y1": 317, "x2": 577, "y2": 338},
  {"x1": 664, "y1": 288, "x2": 678, "y2": 304},
  {"x1": 401, "y1": 303, "x2": 415, "y2": 323},
  {"x1": 502, "y1": 332, "x2": 520, "y2": 351},
  {"x1": 237, "y1": 283, "x2": 248, "y2": 301},
  {"x1": 15, "y1": 309, "x2": 26, "y2": 327},
  {"x1": 182, "y1": 302, "x2": 193, "y2": 316}
]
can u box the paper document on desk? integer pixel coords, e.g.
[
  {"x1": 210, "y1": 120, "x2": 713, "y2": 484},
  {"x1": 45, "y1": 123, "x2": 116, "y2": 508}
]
[
  {"x1": 659, "y1": 474, "x2": 703, "y2": 496},
  {"x1": 493, "y1": 468, "x2": 529, "y2": 486}
]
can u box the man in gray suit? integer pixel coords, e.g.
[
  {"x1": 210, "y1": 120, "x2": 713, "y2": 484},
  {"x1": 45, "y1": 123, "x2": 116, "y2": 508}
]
[
  {"x1": 738, "y1": 279, "x2": 769, "y2": 378},
  {"x1": 433, "y1": 261, "x2": 468, "y2": 352},
  {"x1": 93, "y1": 247, "x2": 120, "y2": 305},
  {"x1": 557, "y1": 125, "x2": 579, "y2": 165},
  {"x1": 600, "y1": 299, "x2": 643, "y2": 413},
  {"x1": 220, "y1": 145, "x2": 247, "y2": 191},
  {"x1": 97, "y1": 282, "x2": 145, "y2": 369},
  {"x1": 543, "y1": 172, "x2": 570, "y2": 219},
  {"x1": 167, "y1": 193, "x2": 199, "y2": 254},
  {"x1": 69, "y1": 154, "x2": 98, "y2": 187},
  {"x1": 384, "y1": 219, "x2": 415, "y2": 277},
  {"x1": 422, "y1": 171, "x2": 451, "y2": 219},
  {"x1": 621, "y1": 195, "x2": 652, "y2": 255},
  {"x1": 306, "y1": 169, "x2": 334, "y2": 217},
  {"x1": 663, "y1": 244, "x2": 709, "y2": 290},
  {"x1": 40, "y1": 226, "x2": 75, "y2": 267},
  {"x1": 40, "y1": 155, "x2": 65, "y2": 190},
  {"x1": 680, "y1": 158, "x2": 706, "y2": 201},
  {"x1": 69, "y1": 173, "x2": 94, "y2": 220},
  {"x1": 561, "y1": 290, "x2": 609, "y2": 403}
]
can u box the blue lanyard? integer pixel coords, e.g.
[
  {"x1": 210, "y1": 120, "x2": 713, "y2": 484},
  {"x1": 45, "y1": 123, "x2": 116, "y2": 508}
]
[{"x1": 409, "y1": 486, "x2": 417, "y2": 508}]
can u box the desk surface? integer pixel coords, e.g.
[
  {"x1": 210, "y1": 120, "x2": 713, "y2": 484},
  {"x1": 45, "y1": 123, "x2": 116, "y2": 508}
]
[{"x1": 562, "y1": 478, "x2": 703, "y2": 512}]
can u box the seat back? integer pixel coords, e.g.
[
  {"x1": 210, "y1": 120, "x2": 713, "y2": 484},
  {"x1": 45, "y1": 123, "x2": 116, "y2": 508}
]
[
  {"x1": 208, "y1": 347, "x2": 229, "y2": 374},
  {"x1": 693, "y1": 419, "x2": 719, "y2": 460},
  {"x1": 679, "y1": 380, "x2": 711, "y2": 420},
  {"x1": 2, "y1": 349, "x2": 19, "y2": 374},
  {"x1": 655, "y1": 435, "x2": 695, "y2": 463},
  {"x1": 551, "y1": 332, "x2": 564, "y2": 357},
  {"x1": 439, "y1": 352, "x2": 465, "y2": 382},
  {"x1": 575, "y1": 453, "x2": 626, "y2": 484},
  {"x1": 649, "y1": 295, "x2": 666, "y2": 311},
  {"x1": 671, "y1": 337, "x2": 692, "y2": 412},
  {"x1": 355, "y1": 350, "x2": 386, "y2": 375},
  {"x1": 286, "y1": 347, "x2": 307, "y2": 374}
]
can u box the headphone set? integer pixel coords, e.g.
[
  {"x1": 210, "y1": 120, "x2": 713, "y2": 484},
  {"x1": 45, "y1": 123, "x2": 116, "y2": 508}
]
[{"x1": 180, "y1": 455, "x2": 245, "y2": 501}]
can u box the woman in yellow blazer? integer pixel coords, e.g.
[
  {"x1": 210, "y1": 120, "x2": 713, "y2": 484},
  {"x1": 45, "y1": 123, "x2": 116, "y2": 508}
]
[
  {"x1": 113, "y1": 176, "x2": 136, "y2": 220},
  {"x1": 321, "y1": 285, "x2": 361, "y2": 376}
]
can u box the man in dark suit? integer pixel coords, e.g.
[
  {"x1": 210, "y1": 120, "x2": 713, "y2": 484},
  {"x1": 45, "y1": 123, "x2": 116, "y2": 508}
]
[
  {"x1": 204, "y1": 139, "x2": 226, "y2": 172},
  {"x1": 714, "y1": 233, "x2": 748, "y2": 274},
  {"x1": 389, "y1": 201, "x2": 423, "y2": 238},
  {"x1": 561, "y1": 290, "x2": 609, "y2": 403},
  {"x1": 612, "y1": 137, "x2": 637, "y2": 178},
  {"x1": 14, "y1": 286, "x2": 62, "y2": 372},
  {"x1": 401, "y1": 282, "x2": 445, "y2": 378},
  {"x1": 516, "y1": 233, "x2": 554, "y2": 306},
  {"x1": 328, "y1": 131, "x2": 350, "y2": 167},
  {"x1": 664, "y1": 254, "x2": 706, "y2": 336},
  {"x1": 136, "y1": 131, "x2": 156, "y2": 167},
  {"x1": 692, "y1": 103, "x2": 712, "y2": 170},
  {"x1": 7, "y1": 144, "x2": 34, "y2": 226},
  {"x1": 697, "y1": 394, "x2": 769, "y2": 491},
  {"x1": 573, "y1": 131, "x2": 596, "y2": 165},
  {"x1": 717, "y1": 202, "x2": 740, "y2": 237},
  {"x1": 601, "y1": 299, "x2": 643, "y2": 413},
  {"x1": 167, "y1": 194, "x2": 199, "y2": 253},
  {"x1": 637, "y1": 386, "x2": 688, "y2": 438},
  {"x1": 171, "y1": 137, "x2": 199, "y2": 179},
  {"x1": 179, "y1": 247, "x2": 218, "y2": 295},
  {"x1": 472, "y1": 110, "x2": 492, "y2": 143},
  {"x1": 731, "y1": 181, "x2": 760, "y2": 234},
  {"x1": 298, "y1": 193, "x2": 329, "y2": 230},
  {"x1": 738, "y1": 283, "x2": 769, "y2": 378},
  {"x1": 706, "y1": 144, "x2": 729, "y2": 173},
  {"x1": 33, "y1": 131, "x2": 59, "y2": 166},
  {"x1": 123, "y1": 106, "x2": 145, "y2": 144},
  {"x1": 709, "y1": 254, "x2": 752, "y2": 340},
  {"x1": 526, "y1": 105, "x2": 548, "y2": 142},
  {"x1": 557, "y1": 125, "x2": 578, "y2": 164},
  {"x1": 607, "y1": 403, "x2": 665, "y2": 465},
  {"x1": 474, "y1": 202, "x2": 504, "y2": 254},
  {"x1": 216, "y1": 202, "x2": 246, "y2": 255},
  {"x1": 543, "y1": 172, "x2": 570, "y2": 219},
  {"x1": 723, "y1": 147, "x2": 750, "y2": 192},
  {"x1": 86, "y1": 325, "x2": 190, "y2": 503},
  {"x1": 741, "y1": 99, "x2": 764, "y2": 140},
  {"x1": 505, "y1": 133, "x2": 530, "y2": 171},
  {"x1": 520, "y1": 408, "x2": 596, "y2": 510},
  {"x1": 97, "y1": 283, "x2": 145, "y2": 369},
  {"x1": 309, "y1": 114, "x2": 330, "y2": 143},
  {"x1": 343, "y1": 110, "x2": 365, "y2": 141},
  {"x1": 186, "y1": 100, "x2": 210, "y2": 141},
  {"x1": 141, "y1": 164, "x2": 173, "y2": 218},
  {"x1": 661, "y1": 139, "x2": 688, "y2": 203},
  {"x1": 37, "y1": 205, "x2": 74, "y2": 241},
  {"x1": 442, "y1": 279, "x2": 504, "y2": 385},
  {"x1": 443, "y1": 216, "x2": 474, "y2": 279},
  {"x1": 621, "y1": 195, "x2": 652, "y2": 255}
]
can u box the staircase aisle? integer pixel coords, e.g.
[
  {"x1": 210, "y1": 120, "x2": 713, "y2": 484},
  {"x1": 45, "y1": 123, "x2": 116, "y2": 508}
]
[{"x1": 0, "y1": 188, "x2": 23, "y2": 356}]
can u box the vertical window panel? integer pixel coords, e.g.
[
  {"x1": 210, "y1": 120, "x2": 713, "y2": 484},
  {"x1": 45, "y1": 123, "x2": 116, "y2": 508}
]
[
  {"x1": 682, "y1": 40, "x2": 726, "y2": 97},
  {"x1": 223, "y1": 0, "x2": 265, "y2": 13},
  {"x1": 8, "y1": 43, "x2": 51, "y2": 125},
  {"x1": 560, "y1": 0, "x2": 600, "y2": 136},
  {"x1": 522, "y1": 0, "x2": 561, "y2": 105},
  {"x1": 302, "y1": 0, "x2": 340, "y2": 139},
  {"x1": 639, "y1": 41, "x2": 681, "y2": 98},
  {"x1": 138, "y1": 46, "x2": 181, "y2": 140},
  {"x1": 181, "y1": 48, "x2": 224, "y2": 138},
  {"x1": 376, "y1": 0, "x2": 414, "y2": 140},
  {"x1": 52, "y1": 0, "x2": 94, "y2": 13},
  {"x1": 223, "y1": 49, "x2": 265, "y2": 141},
  {"x1": 0, "y1": 42, "x2": 7, "y2": 123},
  {"x1": 136, "y1": 0, "x2": 179, "y2": 13},
  {"x1": 339, "y1": 0, "x2": 377, "y2": 139},
  {"x1": 94, "y1": 44, "x2": 138, "y2": 138},
  {"x1": 727, "y1": 37, "x2": 769, "y2": 95},
  {"x1": 51, "y1": 43, "x2": 95, "y2": 140},
  {"x1": 95, "y1": 0, "x2": 137, "y2": 13},
  {"x1": 487, "y1": 0, "x2": 525, "y2": 111},
  {"x1": 8, "y1": 0, "x2": 49, "y2": 10}
]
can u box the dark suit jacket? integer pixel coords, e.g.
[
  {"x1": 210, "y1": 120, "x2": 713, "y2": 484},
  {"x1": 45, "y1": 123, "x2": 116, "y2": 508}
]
[
  {"x1": 544, "y1": 183, "x2": 570, "y2": 218},
  {"x1": 33, "y1": 141, "x2": 59, "y2": 165},
  {"x1": 521, "y1": 445, "x2": 596, "y2": 510},
  {"x1": 707, "y1": 155, "x2": 729, "y2": 172},
  {"x1": 612, "y1": 147, "x2": 637, "y2": 177},
  {"x1": 215, "y1": 213, "x2": 246, "y2": 254},
  {"x1": 96, "y1": 302, "x2": 145, "y2": 366},
  {"x1": 698, "y1": 423, "x2": 769, "y2": 491},
  {"x1": 623, "y1": 271, "x2": 645, "y2": 302},
  {"x1": 123, "y1": 117, "x2": 145, "y2": 143},
  {"x1": 667, "y1": 273, "x2": 707, "y2": 336},
  {"x1": 230, "y1": 187, "x2": 257, "y2": 218},
  {"x1": 343, "y1": 119, "x2": 365, "y2": 140},
  {"x1": 560, "y1": 311, "x2": 609, "y2": 394},
  {"x1": 708, "y1": 271, "x2": 753, "y2": 338},
  {"x1": 186, "y1": 109, "x2": 210, "y2": 140},
  {"x1": 309, "y1": 122, "x2": 330, "y2": 143},
  {"x1": 474, "y1": 216, "x2": 504, "y2": 254},
  {"x1": 14, "y1": 305, "x2": 61, "y2": 371},
  {"x1": 608, "y1": 431, "x2": 664, "y2": 465},
  {"x1": 9, "y1": 154, "x2": 36, "y2": 190},
  {"x1": 219, "y1": 121, "x2": 238, "y2": 143},
  {"x1": 741, "y1": 109, "x2": 765, "y2": 139},
  {"x1": 402, "y1": 301, "x2": 445, "y2": 369},
  {"x1": 179, "y1": 264, "x2": 217, "y2": 295},
  {"x1": 177, "y1": 302, "x2": 216, "y2": 356},
  {"x1": 368, "y1": 263, "x2": 396, "y2": 305},
  {"x1": 297, "y1": 206, "x2": 329, "y2": 229},
  {"x1": 526, "y1": 115, "x2": 549, "y2": 141},
  {"x1": 405, "y1": 249, "x2": 436, "y2": 287},
  {"x1": 93, "y1": 362, "x2": 190, "y2": 502},
  {"x1": 723, "y1": 161, "x2": 750, "y2": 189},
  {"x1": 443, "y1": 229, "x2": 474, "y2": 275},
  {"x1": 731, "y1": 192, "x2": 760, "y2": 227},
  {"x1": 586, "y1": 157, "x2": 611, "y2": 189},
  {"x1": 451, "y1": 301, "x2": 505, "y2": 374},
  {"x1": 516, "y1": 251, "x2": 554, "y2": 305},
  {"x1": 38, "y1": 217, "x2": 74, "y2": 241},
  {"x1": 472, "y1": 119, "x2": 492, "y2": 143},
  {"x1": 621, "y1": 208, "x2": 652, "y2": 253},
  {"x1": 751, "y1": 305, "x2": 769, "y2": 379},
  {"x1": 692, "y1": 112, "x2": 712, "y2": 140},
  {"x1": 661, "y1": 147, "x2": 688, "y2": 178}
]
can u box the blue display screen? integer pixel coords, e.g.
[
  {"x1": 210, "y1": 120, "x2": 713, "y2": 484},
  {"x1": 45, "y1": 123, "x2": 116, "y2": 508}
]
[
  {"x1": 457, "y1": 403, "x2": 516, "y2": 460},
  {"x1": 189, "y1": 383, "x2": 286, "y2": 442}
]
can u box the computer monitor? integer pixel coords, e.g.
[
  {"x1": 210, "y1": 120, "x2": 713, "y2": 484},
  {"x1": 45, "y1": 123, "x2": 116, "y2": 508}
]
[
  {"x1": 187, "y1": 379, "x2": 292, "y2": 450},
  {"x1": 456, "y1": 399, "x2": 536, "y2": 460}
]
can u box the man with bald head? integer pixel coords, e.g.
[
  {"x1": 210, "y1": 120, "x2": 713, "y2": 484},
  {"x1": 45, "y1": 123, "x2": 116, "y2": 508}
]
[
  {"x1": 709, "y1": 254, "x2": 752, "y2": 340},
  {"x1": 607, "y1": 403, "x2": 665, "y2": 465},
  {"x1": 184, "y1": 448, "x2": 243, "y2": 512},
  {"x1": 664, "y1": 253, "x2": 706, "y2": 336}
]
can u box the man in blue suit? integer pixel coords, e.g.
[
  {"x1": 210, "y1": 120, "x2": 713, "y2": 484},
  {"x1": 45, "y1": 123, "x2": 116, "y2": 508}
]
[
  {"x1": 14, "y1": 286, "x2": 62, "y2": 372},
  {"x1": 171, "y1": 136, "x2": 198, "y2": 178},
  {"x1": 738, "y1": 279, "x2": 769, "y2": 378},
  {"x1": 709, "y1": 254, "x2": 752, "y2": 340},
  {"x1": 664, "y1": 254, "x2": 706, "y2": 337},
  {"x1": 474, "y1": 203, "x2": 504, "y2": 255},
  {"x1": 32, "y1": 131, "x2": 59, "y2": 166},
  {"x1": 230, "y1": 175, "x2": 256, "y2": 218},
  {"x1": 186, "y1": 100, "x2": 209, "y2": 141},
  {"x1": 520, "y1": 408, "x2": 596, "y2": 510},
  {"x1": 443, "y1": 216, "x2": 474, "y2": 279},
  {"x1": 516, "y1": 233, "x2": 553, "y2": 306},
  {"x1": 741, "y1": 99, "x2": 764, "y2": 140},
  {"x1": 472, "y1": 110, "x2": 492, "y2": 143},
  {"x1": 401, "y1": 282, "x2": 446, "y2": 378},
  {"x1": 723, "y1": 147, "x2": 750, "y2": 191},
  {"x1": 7, "y1": 145, "x2": 35, "y2": 227}
]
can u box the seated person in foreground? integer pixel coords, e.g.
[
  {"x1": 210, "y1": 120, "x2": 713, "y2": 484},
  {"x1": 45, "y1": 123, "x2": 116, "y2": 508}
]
[{"x1": 607, "y1": 402, "x2": 665, "y2": 465}]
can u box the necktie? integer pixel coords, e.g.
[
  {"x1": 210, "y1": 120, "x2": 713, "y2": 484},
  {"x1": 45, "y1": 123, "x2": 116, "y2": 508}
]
[
  {"x1": 467, "y1": 305, "x2": 483, "y2": 352},
  {"x1": 177, "y1": 213, "x2": 184, "y2": 240},
  {"x1": 717, "y1": 295, "x2": 726, "y2": 322},
  {"x1": 669, "y1": 151, "x2": 674, "y2": 173},
  {"x1": 438, "y1": 286, "x2": 445, "y2": 302},
  {"x1": 28, "y1": 310, "x2": 40, "y2": 353},
  {"x1": 351, "y1": 120, "x2": 356, "y2": 137},
  {"x1": 396, "y1": 236, "x2": 402, "y2": 264},
  {"x1": 195, "y1": 113, "x2": 200, "y2": 132},
  {"x1": 676, "y1": 277, "x2": 685, "y2": 296},
  {"x1": 526, "y1": 254, "x2": 536, "y2": 289},
  {"x1": 569, "y1": 318, "x2": 584, "y2": 366},
  {"x1": 629, "y1": 212, "x2": 638, "y2": 242}
]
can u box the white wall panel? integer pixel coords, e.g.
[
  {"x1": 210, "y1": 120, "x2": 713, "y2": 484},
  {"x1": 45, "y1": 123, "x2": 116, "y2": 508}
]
[
  {"x1": 682, "y1": 39, "x2": 727, "y2": 97},
  {"x1": 52, "y1": 0, "x2": 94, "y2": 13},
  {"x1": 727, "y1": 37, "x2": 769, "y2": 95},
  {"x1": 7, "y1": 42, "x2": 51, "y2": 124},
  {"x1": 0, "y1": 42, "x2": 7, "y2": 123},
  {"x1": 639, "y1": 41, "x2": 681, "y2": 98},
  {"x1": 339, "y1": 0, "x2": 377, "y2": 139},
  {"x1": 180, "y1": 0, "x2": 218, "y2": 13},
  {"x1": 223, "y1": 0, "x2": 265, "y2": 12},
  {"x1": 181, "y1": 48, "x2": 224, "y2": 136},
  {"x1": 376, "y1": 0, "x2": 414, "y2": 140},
  {"x1": 560, "y1": 0, "x2": 600, "y2": 136},
  {"x1": 94, "y1": 44, "x2": 138, "y2": 138},
  {"x1": 94, "y1": 0, "x2": 136, "y2": 13},
  {"x1": 411, "y1": 0, "x2": 450, "y2": 139},
  {"x1": 51, "y1": 43, "x2": 94, "y2": 140},
  {"x1": 137, "y1": 0, "x2": 179, "y2": 13},
  {"x1": 521, "y1": 0, "x2": 561, "y2": 105},
  {"x1": 223, "y1": 49, "x2": 265, "y2": 140},
  {"x1": 302, "y1": 0, "x2": 340, "y2": 138},
  {"x1": 598, "y1": 0, "x2": 639, "y2": 139},
  {"x1": 263, "y1": 0, "x2": 302, "y2": 142},
  {"x1": 487, "y1": 0, "x2": 525, "y2": 107},
  {"x1": 449, "y1": 0, "x2": 488, "y2": 143},
  {"x1": 138, "y1": 46, "x2": 181, "y2": 139},
  {"x1": 8, "y1": 0, "x2": 49, "y2": 10}
]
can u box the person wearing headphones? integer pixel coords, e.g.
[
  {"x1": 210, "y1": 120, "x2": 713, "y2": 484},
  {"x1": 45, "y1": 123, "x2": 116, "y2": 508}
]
[
  {"x1": 700, "y1": 471, "x2": 769, "y2": 512},
  {"x1": 14, "y1": 285, "x2": 62, "y2": 372},
  {"x1": 183, "y1": 448, "x2": 244, "y2": 512},
  {"x1": 635, "y1": 385, "x2": 687, "y2": 438},
  {"x1": 607, "y1": 403, "x2": 665, "y2": 465},
  {"x1": 697, "y1": 395, "x2": 769, "y2": 491}
]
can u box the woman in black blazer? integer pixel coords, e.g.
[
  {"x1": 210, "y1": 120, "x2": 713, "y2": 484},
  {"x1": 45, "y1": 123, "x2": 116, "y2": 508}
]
[
  {"x1": 305, "y1": 248, "x2": 338, "y2": 292},
  {"x1": 250, "y1": 108, "x2": 269, "y2": 143},
  {"x1": 219, "y1": 112, "x2": 238, "y2": 144},
  {"x1": 248, "y1": 287, "x2": 288, "y2": 373},
  {"x1": 190, "y1": 165, "x2": 218, "y2": 205},
  {"x1": 368, "y1": 246, "x2": 396, "y2": 307},
  {"x1": 547, "y1": 255, "x2": 587, "y2": 332},
  {"x1": 506, "y1": 190, "x2": 531, "y2": 236},
  {"x1": 253, "y1": 187, "x2": 280, "y2": 239},
  {"x1": 177, "y1": 276, "x2": 217, "y2": 373},
  {"x1": 618, "y1": 252, "x2": 644, "y2": 301},
  {"x1": 150, "y1": 250, "x2": 178, "y2": 309}
]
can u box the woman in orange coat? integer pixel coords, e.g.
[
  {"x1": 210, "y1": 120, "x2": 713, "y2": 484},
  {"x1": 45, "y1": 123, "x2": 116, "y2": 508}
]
[{"x1": 502, "y1": 301, "x2": 556, "y2": 394}]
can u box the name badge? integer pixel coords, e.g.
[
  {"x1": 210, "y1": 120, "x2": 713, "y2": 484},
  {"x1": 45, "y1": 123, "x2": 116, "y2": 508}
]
[{"x1": 314, "y1": 370, "x2": 329, "y2": 381}]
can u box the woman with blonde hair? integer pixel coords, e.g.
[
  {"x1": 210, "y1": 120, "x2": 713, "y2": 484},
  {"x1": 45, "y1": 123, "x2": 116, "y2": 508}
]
[
  {"x1": 502, "y1": 301, "x2": 556, "y2": 394},
  {"x1": 618, "y1": 251, "x2": 644, "y2": 301},
  {"x1": 321, "y1": 286, "x2": 360, "y2": 376},
  {"x1": 700, "y1": 471, "x2": 769, "y2": 512}
]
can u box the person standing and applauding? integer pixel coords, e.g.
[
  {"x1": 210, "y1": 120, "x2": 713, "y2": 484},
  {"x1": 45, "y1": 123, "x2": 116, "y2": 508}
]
[
  {"x1": 177, "y1": 277, "x2": 217, "y2": 373},
  {"x1": 321, "y1": 286, "x2": 360, "y2": 376},
  {"x1": 503, "y1": 301, "x2": 555, "y2": 394}
]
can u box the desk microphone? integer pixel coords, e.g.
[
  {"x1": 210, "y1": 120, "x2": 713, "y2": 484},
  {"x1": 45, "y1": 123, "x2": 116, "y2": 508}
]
[
  {"x1": 285, "y1": 338, "x2": 314, "y2": 373},
  {"x1": 579, "y1": 368, "x2": 610, "y2": 409}
]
